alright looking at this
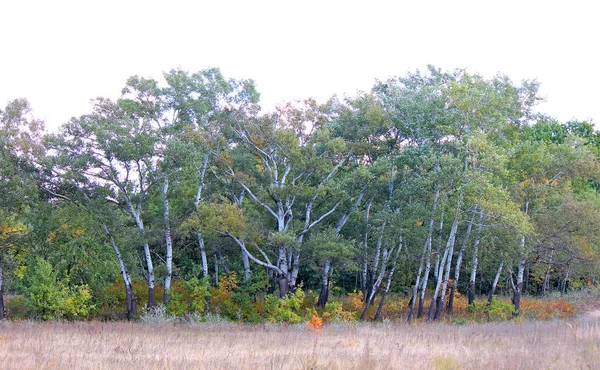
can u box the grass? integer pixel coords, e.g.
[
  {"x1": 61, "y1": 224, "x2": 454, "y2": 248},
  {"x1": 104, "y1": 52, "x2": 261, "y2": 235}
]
[{"x1": 1, "y1": 318, "x2": 600, "y2": 369}]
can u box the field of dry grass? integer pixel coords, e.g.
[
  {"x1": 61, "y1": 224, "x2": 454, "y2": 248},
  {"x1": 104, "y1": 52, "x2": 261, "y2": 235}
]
[{"x1": 1, "y1": 317, "x2": 600, "y2": 369}]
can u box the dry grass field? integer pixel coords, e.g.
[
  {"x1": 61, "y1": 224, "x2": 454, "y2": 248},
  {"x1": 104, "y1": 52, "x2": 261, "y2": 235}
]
[{"x1": 1, "y1": 317, "x2": 600, "y2": 369}]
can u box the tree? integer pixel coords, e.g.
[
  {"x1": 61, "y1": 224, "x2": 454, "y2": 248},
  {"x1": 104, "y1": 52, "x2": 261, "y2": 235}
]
[{"x1": 0, "y1": 98, "x2": 44, "y2": 318}]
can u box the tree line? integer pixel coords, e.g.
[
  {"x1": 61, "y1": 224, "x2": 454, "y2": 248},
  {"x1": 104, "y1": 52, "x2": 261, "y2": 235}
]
[{"x1": 1, "y1": 66, "x2": 599, "y2": 321}]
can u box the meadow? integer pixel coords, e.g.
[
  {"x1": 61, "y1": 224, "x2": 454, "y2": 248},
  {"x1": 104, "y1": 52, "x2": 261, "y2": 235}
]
[{"x1": 1, "y1": 316, "x2": 600, "y2": 369}]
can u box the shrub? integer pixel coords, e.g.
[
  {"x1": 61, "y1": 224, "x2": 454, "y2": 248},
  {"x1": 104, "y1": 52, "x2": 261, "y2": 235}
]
[
  {"x1": 264, "y1": 289, "x2": 305, "y2": 323},
  {"x1": 140, "y1": 305, "x2": 177, "y2": 324},
  {"x1": 20, "y1": 258, "x2": 94, "y2": 320}
]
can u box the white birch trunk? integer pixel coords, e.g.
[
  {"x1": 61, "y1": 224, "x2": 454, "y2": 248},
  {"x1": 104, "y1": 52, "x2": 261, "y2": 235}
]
[
  {"x1": 101, "y1": 224, "x2": 136, "y2": 319},
  {"x1": 488, "y1": 261, "x2": 503, "y2": 304},
  {"x1": 447, "y1": 212, "x2": 474, "y2": 313},
  {"x1": 434, "y1": 208, "x2": 459, "y2": 320},
  {"x1": 162, "y1": 178, "x2": 173, "y2": 305},
  {"x1": 408, "y1": 185, "x2": 440, "y2": 322},
  {"x1": 468, "y1": 207, "x2": 484, "y2": 305}
]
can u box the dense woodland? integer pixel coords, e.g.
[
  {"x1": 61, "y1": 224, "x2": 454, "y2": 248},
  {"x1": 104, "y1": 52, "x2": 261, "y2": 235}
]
[{"x1": 1, "y1": 66, "x2": 600, "y2": 322}]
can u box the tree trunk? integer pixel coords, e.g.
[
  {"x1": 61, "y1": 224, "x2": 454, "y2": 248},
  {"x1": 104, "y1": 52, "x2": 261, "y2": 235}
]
[
  {"x1": 213, "y1": 254, "x2": 219, "y2": 287},
  {"x1": 364, "y1": 231, "x2": 383, "y2": 309},
  {"x1": 0, "y1": 246, "x2": 4, "y2": 319},
  {"x1": 162, "y1": 178, "x2": 173, "y2": 306},
  {"x1": 433, "y1": 212, "x2": 444, "y2": 282},
  {"x1": 277, "y1": 246, "x2": 289, "y2": 297},
  {"x1": 434, "y1": 207, "x2": 459, "y2": 321},
  {"x1": 488, "y1": 261, "x2": 503, "y2": 304},
  {"x1": 361, "y1": 200, "x2": 373, "y2": 300},
  {"x1": 317, "y1": 259, "x2": 331, "y2": 308},
  {"x1": 561, "y1": 266, "x2": 570, "y2": 295},
  {"x1": 468, "y1": 207, "x2": 484, "y2": 305},
  {"x1": 512, "y1": 257, "x2": 526, "y2": 316},
  {"x1": 408, "y1": 185, "x2": 440, "y2": 322},
  {"x1": 289, "y1": 252, "x2": 300, "y2": 290},
  {"x1": 194, "y1": 154, "x2": 210, "y2": 280},
  {"x1": 361, "y1": 246, "x2": 393, "y2": 320},
  {"x1": 241, "y1": 246, "x2": 251, "y2": 282},
  {"x1": 126, "y1": 199, "x2": 155, "y2": 310},
  {"x1": 512, "y1": 201, "x2": 529, "y2": 316},
  {"x1": 374, "y1": 237, "x2": 403, "y2": 321},
  {"x1": 325, "y1": 264, "x2": 333, "y2": 304},
  {"x1": 197, "y1": 232, "x2": 209, "y2": 278},
  {"x1": 102, "y1": 225, "x2": 137, "y2": 320},
  {"x1": 542, "y1": 250, "x2": 554, "y2": 296},
  {"x1": 447, "y1": 213, "x2": 474, "y2": 313},
  {"x1": 267, "y1": 268, "x2": 276, "y2": 294},
  {"x1": 417, "y1": 239, "x2": 432, "y2": 318},
  {"x1": 427, "y1": 245, "x2": 448, "y2": 322}
]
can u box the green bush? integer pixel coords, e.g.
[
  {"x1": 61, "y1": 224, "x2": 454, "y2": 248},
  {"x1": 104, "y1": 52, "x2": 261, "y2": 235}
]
[
  {"x1": 468, "y1": 298, "x2": 515, "y2": 321},
  {"x1": 486, "y1": 299, "x2": 516, "y2": 321},
  {"x1": 20, "y1": 258, "x2": 94, "y2": 320},
  {"x1": 264, "y1": 289, "x2": 305, "y2": 323}
]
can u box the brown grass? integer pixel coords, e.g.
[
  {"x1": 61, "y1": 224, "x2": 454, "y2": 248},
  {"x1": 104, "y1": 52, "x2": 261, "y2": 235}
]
[{"x1": 1, "y1": 318, "x2": 600, "y2": 369}]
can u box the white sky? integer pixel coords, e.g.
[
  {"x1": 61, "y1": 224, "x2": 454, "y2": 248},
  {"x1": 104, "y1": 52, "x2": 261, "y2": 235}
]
[{"x1": 1, "y1": 0, "x2": 598, "y2": 131}]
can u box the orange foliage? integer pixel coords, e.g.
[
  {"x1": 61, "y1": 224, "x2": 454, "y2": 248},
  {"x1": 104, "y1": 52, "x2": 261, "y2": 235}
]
[
  {"x1": 521, "y1": 299, "x2": 576, "y2": 320},
  {"x1": 307, "y1": 315, "x2": 323, "y2": 335}
]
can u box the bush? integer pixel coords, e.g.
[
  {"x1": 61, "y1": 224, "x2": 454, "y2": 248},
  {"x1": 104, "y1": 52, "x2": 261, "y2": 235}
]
[
  {"x1": 468, "y1": 298, "x2": 515, "y2": 321},
  {"x1": 264, "y1": 289, "x2": 305, "y2": 323},
  {"x1": 20, "y1": 258, "x2": 94, "y2": 320}
]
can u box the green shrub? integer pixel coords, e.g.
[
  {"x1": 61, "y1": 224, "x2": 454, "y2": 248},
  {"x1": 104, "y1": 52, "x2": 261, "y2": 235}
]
[
  {"x1": 486, "y1": 299, "x2": 516, "y2": 321},
  {"x1": 20, "y1": 258, "x2": 94, "y2": 320},
  {"x1": 264, "y1": 289, "x2": 305, "y2": 323},
  {"x1": 468, "y1": 298, "x2": 515, "y2": 321}
]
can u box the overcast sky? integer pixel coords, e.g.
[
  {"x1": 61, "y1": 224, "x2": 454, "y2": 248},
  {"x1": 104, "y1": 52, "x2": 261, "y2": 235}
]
[{"x1": 1, "y1": 0, "x2": 598, "y2": 131}]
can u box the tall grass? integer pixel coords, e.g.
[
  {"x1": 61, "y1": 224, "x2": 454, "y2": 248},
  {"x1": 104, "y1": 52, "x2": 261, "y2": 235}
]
[{"x1": 1, "y1": 318, "x2": 599, "y2": 369}]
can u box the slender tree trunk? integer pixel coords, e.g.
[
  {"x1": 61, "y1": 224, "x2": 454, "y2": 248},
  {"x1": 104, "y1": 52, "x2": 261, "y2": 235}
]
[
  {"x1": 428, "y1": 246, "x2": 449, "y2": 322},
  {"x1": 408, "y1": 185, "x2": 440, "y2": 322},
  {"x1": 561, "y1": 267, "x2": 570, "y2": 295},
  {"x1": 325, "y1": 264, "x2": 333, "y2": 304},
  {"x1": 317, "y1": 259, "x2": 331, "y2": 308},
  {"x1": 488, "y1": 261, "x2": 503, "y2": 304},
  {"x1": 197, "y1": 232, "x2": 209, "y2": 278},
  {"x1": 419, "y1": 210, "x2": 440, "y2": 318},
  {"x1": 126, "y1": 199, "x2": 155, "y2": 310},
  {"x1": 361, "y1": 246, "x2": 393, "y2": 320},
  {"x1": 316, "y1": 192, "x2": 365, "y2": 307},
  {"x1": 417, "y1": 239, "x2": 432, "y2": 318},
  {"x1": 513, "y1": 257, "x2": 526, "y2": 316},
  {"x1": 289, "y1": 252, "x2": 300, "y2": 290},
  {"x1": 213, "y1": 254, "x2": 219, "y2": 287},
  {"x1": 374, "y1": 237, "x2": 403, "y2": 321},
  {"x1": 434, "y1": 207, "x2": 459, "y2": 321},
  {"x1": 0, "y1": 246, "x2": 4, "y2": 319},
  {"x1": 277, "y1": 246, "x2": 290, "y2": 297},
  {"x1": 267, "y1": 268, "x2": 276, "y2": 294},
  {"x1": 433, "y1": 254, "x2": 440, "y2": 284},
  {"x1": 447, "y1": 213, "x2": 474, "y2": 313},
  {"x1": 101, "y1": 225, "x2": 136, "y2": 320},
  {"x1": 364, "y1": 231, "x2": 384, "y2": 309},
  {"x1": 241, "y1": 247, "x2": 251, "y2": 281},
  {"x1": 433, "y1": 212, "x2": 444, "y2": 283},
  {"x1": 194, "y1": 154, "x2": 210, "y2": 280},
  {"x1": 468, "y1": 207, "x2": 484, "y2": 305},
  {"x1": 542, "y1": 249, "x2": 554, "y2": 296},
  {"x1": 512, "y1": 201, "x2": 529, "y2": 316},
  {"x1": 361, "y1": 200, "x2": 373, "y2": 300},
  {"x1": 162, "y1": 178, "x2": 173, "y2": 306}
]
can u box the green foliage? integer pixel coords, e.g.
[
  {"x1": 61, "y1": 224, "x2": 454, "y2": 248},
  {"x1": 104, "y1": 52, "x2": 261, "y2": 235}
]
[
  {"x1": 468, "y1": 299, "x2": 516, "y2": 322},
  {"x1": 164, "y1": 278, "x2": 210, "y2": 317},
  {"x1": 264, "y1": 289, "x2": 305, "y2": 323},
  {"x1": 20, "y1": 258, "x2": 94, "y2": 320},
  {"x1": 4, "y1": 66, "x2": 600, "y2": 324}
]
